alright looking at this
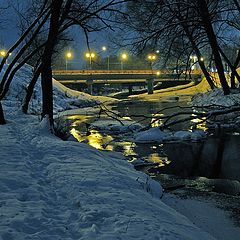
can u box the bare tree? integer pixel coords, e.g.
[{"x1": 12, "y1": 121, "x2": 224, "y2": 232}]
[
  {"x1": 121, "y1": 0, "x2": 239, "y2": 94},
  {"x1": 0, "y1": 0, "x2": 128, "y2": 126}
]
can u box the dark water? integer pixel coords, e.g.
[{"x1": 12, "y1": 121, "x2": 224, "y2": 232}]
[{"x1": 67, "y1": 99, "x2": 240, "y2": 182}]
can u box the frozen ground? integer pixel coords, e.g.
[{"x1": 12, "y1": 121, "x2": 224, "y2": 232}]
[
  {"x1": 1, "y1": 65, "x2": 240, "y2": 239},
  {"x1": 0, "y1": 111, "x2": 217, "y2": 240}
]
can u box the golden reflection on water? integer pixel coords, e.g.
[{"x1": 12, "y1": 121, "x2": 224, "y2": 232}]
[
  {"x1": 151, "y1": 113, "x2": 164, "y2": 127},
  {"x1": 148, "y1": 153, "x2": 171, "y2": 167},
  {"x1": 122, "y1": 142, "x2": 136, "y2": 156},
  {"x1": 70, "y1": 128, "x2": 82, "y2": 142},
  {"x1": 70, "y1": 128, "x2": 113, "y2": 151},
  {"x1": 67, "y1": 115, "x2": 91, "y2": 127},
  {"x1": 190, "y1": 113, "x2": 207, "y2": 131}
]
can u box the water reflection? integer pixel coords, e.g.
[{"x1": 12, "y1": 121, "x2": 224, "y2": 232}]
[
  {"x1": 71, "y1": 128, "x2": 113, "y2": 151},
  {"x1": 67, "y1": 100, "x2": 240, "y2": 181}
]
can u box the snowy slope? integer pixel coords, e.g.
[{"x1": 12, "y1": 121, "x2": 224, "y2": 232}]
[
  {"x1": 2, "y1": 64, "x2": 115, "y2": 115},
  {"x1": 1, "y1": 64, "x2": 232, "y2": 239},
  {"x1": 0, "y1": 111, "x2": 216, "y2": 240}
]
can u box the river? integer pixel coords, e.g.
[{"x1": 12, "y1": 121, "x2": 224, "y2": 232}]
[{"x1": 65, "y1": 97, "x2": 240, "y2": 185}]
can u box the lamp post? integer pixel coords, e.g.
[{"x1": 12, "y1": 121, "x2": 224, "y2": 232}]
[
  {"x1": 190, "y1": 55, "x2": 197, "y2": 70},
  {"x1": 147, "y1": 54, "x2": 157, "y2": 71},
  {"x1": 65, "y1": 51, "x2": 73, "y2": 70},
  {"x1": 190, "y1": 55, "x2": 203, "y2": 72},
  {"x1": 146, "y1": 54, "x2": 157, "y2": 94},
  {"x1": 85, "y1": 52, "x2": 96, "y2": 70},
  {"x1": 101, "y1": 46, "x2": 110, "y2": 71},
  {"x1": 120, "y1": 53, "x2": 128, "y2": 72}
]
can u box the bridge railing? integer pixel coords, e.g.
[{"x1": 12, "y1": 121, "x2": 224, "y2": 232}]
[
  {"x1": 53, "y1": 69, "x2": 158, "y2": 75},
  {"x1": 52, "y1": 69, "x2": 202, "y2": 75}
]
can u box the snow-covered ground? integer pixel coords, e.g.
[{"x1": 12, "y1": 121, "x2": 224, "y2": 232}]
[
  {"x1": 0, "y1": 111, "x2": 220, "y2": 240},
  {"x1": 2, "y1": 64, "x2": 116, "y2": 115},
  {"x1": 1, "y1": 65, "x2": 240, "y2": 239}
]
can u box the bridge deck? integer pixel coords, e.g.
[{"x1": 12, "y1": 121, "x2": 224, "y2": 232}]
[{"x1": 53, "y1": 69, "x2": 201, "y2": 84}]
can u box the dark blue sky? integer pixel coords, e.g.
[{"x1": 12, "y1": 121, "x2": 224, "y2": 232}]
[{"x1": 0, "y1": 0, "x2": 115, "y2": 59}]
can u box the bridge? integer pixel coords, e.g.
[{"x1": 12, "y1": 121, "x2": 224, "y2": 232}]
[{"x1": 53, "y1": 69, "x2": 201, "y2": 94}]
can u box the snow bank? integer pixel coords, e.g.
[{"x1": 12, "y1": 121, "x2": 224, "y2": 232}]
[
  {"x1": 2, "y1": 64, "x2": 115, "y2": 114},
  {"x1": 89, "y1": 119, "x2": 143, "y2": 133},
  {"x1": 134, "y1": 127, "x2": 206, "y2": 143},
  {"x1": 192, "y1": 88, "x2": 240, "y2": 107},
  {"x1": 0, "y1": 112, "x2": 216, "y2": 239}
]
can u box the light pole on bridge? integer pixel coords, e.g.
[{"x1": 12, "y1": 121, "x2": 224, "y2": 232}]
[
  {"x1": 65, "y1": 51, "x2": 73, "y2": 70},
  {"x1": 85, "y1": 52, "x2": 96, "y2": 70},
  {"x1": 120, "y1": 53, "x2": 128, "y2": 73}
]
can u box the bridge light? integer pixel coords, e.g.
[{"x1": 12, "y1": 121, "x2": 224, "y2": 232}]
[
  {"x1": 66, "y1": 51, "x2": 72, "y2": 59},
  {"x1": 0, "y1": 50, "x2": 6, "y2": 57},
  {"x1": 147, "y1": 54, "x2": 157, "y2": 61},
  {"x1": 85, "y1": 51, "x2": 96, "y2": 70},
  {"x1": 65, "y1": 51, "x2": 73, "y2": 70},
  {"x1": 121, "y1": 53, "x2": 128, "y2": 60},
  {"x1": 120, "y1": 53, "x2": 128, "y2": 72},
  {"x1": 102, "y1": 46, "x2": 107, "y2": 51},
  {"x1": 156, "y1": 71, "x2": 160, "y2": 76}
]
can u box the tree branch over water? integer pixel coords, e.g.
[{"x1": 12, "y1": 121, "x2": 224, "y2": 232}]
[{"x1": 97, "y1": 103, "x2": 240, "y2": 132}]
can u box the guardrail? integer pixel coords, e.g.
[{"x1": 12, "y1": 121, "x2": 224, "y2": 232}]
[{"x1": 53, "y1": 69, "x2": 202, "y2": 75}]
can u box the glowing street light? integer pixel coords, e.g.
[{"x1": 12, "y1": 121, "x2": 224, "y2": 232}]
[
  {"x1": 190, "y1": 55, "x2": 203, "y2": 70},
  {"x1": 101, "y1": 46, "x2": 110, "y2": 71},
  {"x1": 120, "y1": 53, "x2": 128, "y2": 72},
  {"x1": 85, "y1": 52, "x2": 96, "y2": 70},
  {"x1": 65, "y1": 51, "x2": 73, "y2": 70},
  {"x1": 0, "y1": 50, "x2": 11, "y2": 64},
  {"x1": 147, "y1": 53, "x2": 157, "y2": 71},
  {"x1": 147, "y1": 54, "x2": 157, "y2": 61},
  {"x1": 0, "y1": 50, "x2": 6, "y2": 57}
]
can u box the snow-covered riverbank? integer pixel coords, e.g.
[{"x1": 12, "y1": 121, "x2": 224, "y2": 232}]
[
  {"x1": 1, "y1": 65, "x2": 240, "y2": 239},
  {"x1": 1, "y1": 110, "x2": 219, "y2": 240}
]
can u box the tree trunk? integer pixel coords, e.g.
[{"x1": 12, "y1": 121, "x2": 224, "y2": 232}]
[
  {"x1": 181, "y1": 23, "x2": 215, "y2": 89},
  {"x1": 41, "y1": 0, "x2": 63, "y2": 128},
  {"x1": 218, "y1": 47, "x2": 240, "y2": 85},
  {"x1": 22, "y1": 64, "x2": 42, "y2": 114},
  {"x1": 197, "y1": 0, "x2": 230, "y2": 95},
  {"x1": 0, "y1": 101, "x2": 6, "y2": 124}
]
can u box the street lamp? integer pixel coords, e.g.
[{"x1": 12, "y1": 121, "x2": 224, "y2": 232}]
[
  {"x1": 190, "y1": 55, "x2": 197, "y2": 70},
  {"x1": 120, "y1": 53, "x2": 128, "y2": 72},
  {"x1": 0, "y1": 50, "x2": 10, "y2": 64},
  {"x1": 190, "y1": 55, "x2": 203, "y2": 71},
  {"x1": 85, "y1": 52, "x2": 96, "y2": 70},
  {"x1": 147, "y1": 54, "x2": 157, "y2": 71},
  {"x1": 65, "y1": 51, "x2": 73, "y2": 70},
  {"x1": 101, "y1": 46, "x2": 110, "y2": 71},
  {"x1": 0, "y1": 50, "x2": 6, "y2": 57}
]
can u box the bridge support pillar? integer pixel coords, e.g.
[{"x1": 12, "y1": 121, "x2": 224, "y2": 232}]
[
  {"x1": 146, "y1": 77, "x2": 154, "y2": 94},
  {"x1": 128, "y1": 84, "x2": 133, "y2": 94},
  {"x1": 86, "y1": 79, "x2": 93, "y2": 95}
]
